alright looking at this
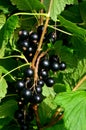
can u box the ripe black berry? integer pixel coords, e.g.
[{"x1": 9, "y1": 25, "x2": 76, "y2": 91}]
[
  {"x1": 19, "y1": 40, "x2": 29, "y2": 51},
  {"x1": 33, "y1": 94, "x2": 43, "y2": 104},
  {"x1": 40, "y1": 59, "x2": 50, "y2": 70},
  {"x1": 45, "y1": 77, "x2": 55, "y2": 87},
  {"x1": 24, "y1": 68, "x2": 34, "y2": 78},
  {"x1": 36, "y1": 85, "x2": 42, "y2": 94},
  {"x1": 26, "y1": 112, "x2": 34, "y2": 122},
  {"x1": 37, "y1": 25, "x2": 44, "y2": 35},
  {"x1": 37, "y1": 79, "x2": 44, "y2": 87},
  {"x1": 15, "y1": 110, "x2": 24, "y2": 120},
  {"x1": 15, "y1": 81, "x2": 25, "y2": 92},
  {"x1": 59, "y1": 62, "x2": 66, "y2": 70},
  {"x1": 20, "y1": 124, "x2": 28, "y2": 130},
  {"x1": 29, "y1": 32, "x2": 38, "y2": 44},
  {"x1": 47, "y1": 32, "x2": 57, "y2": 44},
  {"x1": 19, "y1": 30, "x2": 29, "y2": 40},
  {"x1": 49, "y1": 55, "x2": 59, "y2": 63},
  {"x1": 21, "y1": 88, "x2": 32, "y2": 101},
  {"x1": 50, "y1": 62, "x2": 60, "y2": 72},
  {"x1": 40, "y1": 69, "x2": 48, "y2": 79}
]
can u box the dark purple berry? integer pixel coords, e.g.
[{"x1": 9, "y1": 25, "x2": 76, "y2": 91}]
[
  {"x1": 47, "y1": 32, "x2": 57, "y2": 44},
  {"x1": 24, "y1": 68, "x2": 34, "y2": 78},
  {"x1": 40, "y1": 59, "x2": 50, "y2": 70},
  {"x1": 37, "y1": 79, "x2": 44, "y2": 87},
  {"x1": 29, "y1": 32, "x2": 38, "y2": 44},
  {"x1": 37, "y1": 25, "x2": 44, "y2": 35},
  {"x1": 45, "y1": 77, "x2": 55, "y2": 87},
  {"x1": 50, "y1": 62, "x2": 60, "y2": 72},
  {"x1": 19, "y1": 30, "x2": 29, "y2": 40},
  {"x1": 33, "y1": 94, "x2": 43, "y2": 104},
  {"x1": 26, "y1": 112, "x2": 34, "y2": 122},
  {"x1": 40, "y1": 69, "x2": 48, "y2": 79},
  {"x1": 59, "y1": 62, "x2": 66, "y2": 70},
  {"x1": 19, "y1": 40, "x2": 29, "y2": 51},
  {"x1": 21, "y1": 88, "x2": 32, "y2": 101},
  {"x1": 49, "y1": 55, "x2": 59, "y2": 63},
  {"x1": 20, "y1": 124, "x2": 28, "y2": 130},
  {"x1": 36, "y1": 85, "x2": 42, "y2": 94},
  {"x1": 15, "y1": 110, "x2": 24, "y2": 120},
  {"x1": 15, "y1": 81, "x2": 25, "y2": 91}
]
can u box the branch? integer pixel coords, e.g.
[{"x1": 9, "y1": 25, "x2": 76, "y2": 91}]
[{"x1": 31, "y1": 0, "x2": 53, "y2": 69}]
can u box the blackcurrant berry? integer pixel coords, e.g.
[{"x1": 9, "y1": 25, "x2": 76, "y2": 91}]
[
  {"x1": 29, "y1": 32, "x2": 38, "y2": 44},
  {"x1": 59, "y1": 62, "x2": 66, "y2": 70},
  {"x1": 50, "y1": 62, "x2": 60, "y2": 72},
  {"x1": 15, "y1": 81, "x2": 25, "y2": 92},
  {"x1": 18, "y1": 40, "x2": 29, "y2": 51},
  {"x1": 20, "y1": 124, "x2": 28, "y2": 130},
  {"x1": 24, "y1": 68, "x2": 34, "y2": 78},
  {"x1": 49, "y1": 55, "x2": 59, "y2": 63},
  {"x1": 37, "y1": 25, "x2": 47, "y2": 41},
  {"x1": 40, "y1": 59, "x2": 50, "y2": 70},
  {"x1": 33, "y1": 94, "x2": 43, "y2": 104},
  {"x1": 39, "y1": 69, "x2": 48, "y2": 79},
  {"x1": 21, "y1": 88, "x2": 32, "y2": 101},
  {"x1": 36, "y1": 85, "x2": 42, "y2": 94},
  {"x1": 47, "y1": 32, "x2": 57, "y2": 44},
  {"x1": 15, "y1": 110, "x2": 24, "y2": 120},
  {"x1": 26, "y1": 112, "x2": 34, "y2": 122},
  {"x1": 37, "y1": 25, "x2": 44, "y2": 35},
  {"x1": 19, "y1": 30, "x2": 29, "y2": 40},
  {"x1": 45, "y1": 77, "x2": 55, "y2": 87},
  {"x1": 37, "y1": 79, "x2": 44, "y2": 87}
]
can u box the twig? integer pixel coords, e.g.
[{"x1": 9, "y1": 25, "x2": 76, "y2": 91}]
[
  {"x1": 73, "y1": 75, "x2": 86, "y2": 91},
  {"x1": 40, "y1": 0, "x2": 44, "y2": 25},
  {"x1": 33, "y1": 104, "x2": 41, "y2": 128}
]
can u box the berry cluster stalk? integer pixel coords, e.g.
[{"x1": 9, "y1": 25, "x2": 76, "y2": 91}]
[{"x1": 31, "y1": 0, "x2": 53, "y2": 83}]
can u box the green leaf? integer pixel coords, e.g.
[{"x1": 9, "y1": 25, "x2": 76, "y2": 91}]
[
  {"x1": 58, "y1": 15, "x2": 86, "y2": 39},
  {"x1": 0, "y1": 99, "x2": 18, "y2": 118},
  {"x1": 0, "y1": 58, "x2": 18, "y2": 81},
  {"x1": 54, "y1": 91, "x2": 86, "y2": 130},
  {"x1": 1, "y1": 124, "x2": 19, "y2": 130},
  {"x1": 54, "y1": 83, "x2": 66, "y2": 93},
  {"x1": 0, "y1": 14, "x2": 6, "y2": 29},
  {"x1": 0, "y1": 77, "x2": 8, "y2": 100},
  {"x1": 0, "y1": 117, "x2": 12, "y2": 129},
  {"x1": 10, "y1": 0, "x2": 45, "y2": 11},
  {"x1": 79, "y1": 1, "x2": 86, "y2": 23},
  {"x1": 44, "y1": 121, "x2": 66, "y2": 130},
  {"x1": 0, "y1": 0, "x2": 12, "y2": 14},
  {"x1": 61, "y1": 4, "x2": 82, "y2": 23},
  {"x1": 0, "y1": 15, "x2": 19, "y2": 57},
  {"x1": 42, "y1": 85, "x2": 56, "y2": 98},
  {"x1": 38, "y1": 97, "x2": 57, "y2": 125},
  {"x1": 50, "y1": 0, "x2": 74, "y2": 21}
]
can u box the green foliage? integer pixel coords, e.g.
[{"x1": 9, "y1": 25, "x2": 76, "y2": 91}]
[
  {"x1": 10, "y1": 0, "x2": 45, "y2": 11},
  {"x1": 54, "y1": 91, "x2": 86, "y2": 130},
  {"x1": 0, "y1": 78, "x2": 8, "y2": 101},
  {"x1": 0, "y1": 15, "x2": 19, "y2": 57},
  {"x1": 50, "y1": 0, "x2": 74, "y2": 21},
  {"x1": 0, "y1": 0, "x2": 86, "y2": 130}
]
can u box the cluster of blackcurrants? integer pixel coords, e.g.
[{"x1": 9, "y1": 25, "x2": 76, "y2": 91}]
[
  {"x1": 14, "y1": 67, "x2": 44, "y2": 130},
  {"x1": 14, "y1": 25, "x2": 66, "y2": 130},
  {"x1": 17, "y1": 25, "x2": 57, "y2": 62}
]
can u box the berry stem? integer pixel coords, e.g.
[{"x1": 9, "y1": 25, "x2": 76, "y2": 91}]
[
  {"x1": 40, "y1": 0, "x2": 44, "y2": 25},
  {"x1": 73, "y1": 75, "x2": 86, "y2": 91},
  {"x1": 33, "y1": 104, "x2": 41, "y2": 128}
]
